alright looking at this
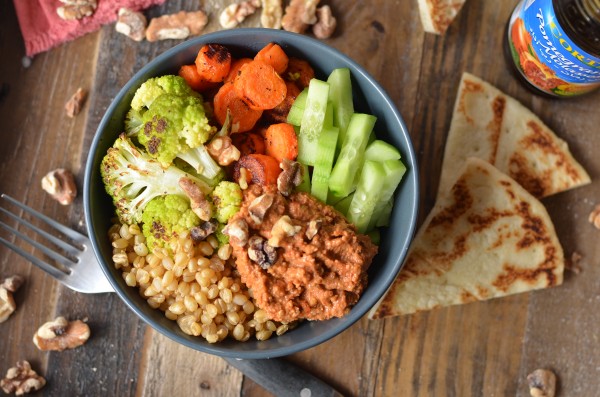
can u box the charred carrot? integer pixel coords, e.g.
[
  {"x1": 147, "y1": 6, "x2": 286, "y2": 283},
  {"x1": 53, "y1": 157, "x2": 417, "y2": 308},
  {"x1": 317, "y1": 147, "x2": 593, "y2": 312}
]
[
  {"x1": 178, "y1": 65, "x2": 219, "y2": 92},
  {"x1": 213, "y1": 82, "x2": 263, "y2": 133},
  {"x1": 285, "y1": 57, "x2": 315, "y2": 89},
  {"x1": 254, "y1": 43, "x2": 289, "y2": 75},
  {"x1": 195, "y1": 44, "x2": 232, "y2": 83},
  {"x1": 263, "y1": 80, "x2": 301, "y2": 124},
  {"x1": 225, "y1": 58, "x2": 252, "y2": 83},
  {"x1": 231, "y1": 131, "x2": 266, "y2": 156},
  {"x1": 264, "y1": 123, "x2": 299, "y2": 163},
  {"x1": 233, "y1": 60, "x2": 287, "y2": 110},
  {"x1": 233, "y1": 154, "x2": 281, "y2": 186}
]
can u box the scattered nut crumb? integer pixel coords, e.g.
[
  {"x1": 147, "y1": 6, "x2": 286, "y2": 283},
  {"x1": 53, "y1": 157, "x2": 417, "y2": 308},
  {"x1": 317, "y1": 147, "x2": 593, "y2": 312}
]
[
  {"x1": 207, "y1": 136, "x2": 241, "y2": 166},
  {"x1": 115, "y1": 8, "x2": 147, "y2": 42},
  {"x1": 220, "y1": 0, "x2": 261, "y2": 29},
  {"x1": 312, "y1": 5, "x2": 336, "y2": 39},
  {"x1": 588, "y1": 204, "x2": 600, "y2": 229},
  {"x1": 146, "y1": 11, "x2": 208, "y2": 42},
  {"x1": 0, "y1": 361, "x2": 46, "y2": 395},
  {"x1": 565, "y1": 251, "x2": 582, "y2": 274},
  {"x1": 33, "y1": 316, "x2": 91, "y2": 351},
  {"x1": 261, "y1": 0, "x2": 283, "y2": 29},
  {"x1": 527, "y1": 369, "x2": 557, "y2": 397},
  {"x1": 0, "y1": 276, "x2": 24, "y2": 323},
  {"x1": 56, "y1": 0, "x2": 97, "y2": 21},
  {"x1": 65, "y1": 87, "x2": 87, "y2": 118},
  {"x1": 41, "y1": 168, "x2": 77, "y2": 205},
  {"x1": 282, "y1": 0, "x2": 320, "y2": 34},
  {"x1": 268, "y1": 215, "x2": 301, "y2": 247},
  {"x1": 179, "y1": 177, "x2": 213, "y2": 221}
]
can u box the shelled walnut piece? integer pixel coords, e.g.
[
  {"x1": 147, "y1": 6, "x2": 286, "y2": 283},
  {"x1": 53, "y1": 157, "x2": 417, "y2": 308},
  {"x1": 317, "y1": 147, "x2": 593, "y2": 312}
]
[
  {"x1": 65, "y1": 87, "x2": 87, "y2": 118},
  {"x1": 115, "y1": 8, "x2": 147, "y2": 42},
  {"x1": 282, "y1": 0, "x2": 319, "y2": 33},
  {"x1": 220, "y1": 0, "x2": 261, "y2": 29},
  {"x1": 527, "y1": 369, "x2": 557, "y2": 397},
  {"x1": 41, "y1": 168, "x2": 77, "y2": 205},
  {"x1": 56, "y1": 0, "x2": 97, "y2": 21},
  {"x1": 0, "y1": 276, "x2": 24, "y2": 323},
  {"x1": 32, "y1": 316, "x2": 91, "y2": 351},
  {"x1": 1, "y1": 361, "x2": 46, "y2": 395},
  {"x1": 146, "y1": 11, "x2": 208, "y2": 42},
  {"x1": 312, "y1": 5, "x2": 337, "y2": 39},
  {"x1": 261, "y1": 0, "x2": 283, "y2": 29}
]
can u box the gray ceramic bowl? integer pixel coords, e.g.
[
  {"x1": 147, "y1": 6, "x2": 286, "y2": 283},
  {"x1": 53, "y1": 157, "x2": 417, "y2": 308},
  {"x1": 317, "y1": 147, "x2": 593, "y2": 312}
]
[{"x1": 84, "y1": 28, "x2": 419, "y2": 359}]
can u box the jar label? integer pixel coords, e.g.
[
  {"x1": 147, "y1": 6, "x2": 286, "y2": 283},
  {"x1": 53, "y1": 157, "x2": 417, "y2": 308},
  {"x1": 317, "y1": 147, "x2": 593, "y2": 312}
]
[{"x1": 508, "y1": 0, "x2": 600, "y2": 96}]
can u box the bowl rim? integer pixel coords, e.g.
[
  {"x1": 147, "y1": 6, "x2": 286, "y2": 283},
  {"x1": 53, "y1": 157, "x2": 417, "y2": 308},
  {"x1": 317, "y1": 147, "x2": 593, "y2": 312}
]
[{"x1": 84, "y1": 28, "x2": 419, "y2": 359}]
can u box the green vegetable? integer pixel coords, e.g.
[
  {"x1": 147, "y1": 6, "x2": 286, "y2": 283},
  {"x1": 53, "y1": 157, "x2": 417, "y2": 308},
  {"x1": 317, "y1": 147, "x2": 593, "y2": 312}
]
[
  {"x1": 100, "y1": 134, "x2": 210, "y2": 224},
  {"x1": 211, "y1": 181, "x2": 243, "y2": 224},
  {"x1": 311, "y1": 126, "x2": 339, "y2": 202},
  {"x1": 364, "y1": 140, "x2": 401, "y2": 162},
  {"x1": 328, "y1": 113, "x2": 376, "y2": 197},
  {"x1": 130, "y1": 75, "x2": 199, "y2": 112},
  {"x1": 296, "y1": 162, "x2": 311, "y2": 193},
  {"x1": 332, "y1": 192, "x2": 354, "y2": 215},
  {"x1": 141, "y1": 195, "x2": 200, "y2": 251},
  {"x1": 368, "y1": 159, "x2": 406, "y2": 231},
  {"x1": 297, "y1": 79, "x2": 330, "y2": 165},
  {"x1": 287, "y1": 88, "x2": 307, "y2": 126},
  {"x1": 327, "y1": 68, "x2": 354, "y2": 147},
  {"x1": 346, "y1": 160, "x2": 386, "y2": 233}
]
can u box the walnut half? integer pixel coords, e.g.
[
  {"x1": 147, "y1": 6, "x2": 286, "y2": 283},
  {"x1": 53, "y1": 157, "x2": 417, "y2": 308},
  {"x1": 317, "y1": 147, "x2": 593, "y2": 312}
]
[
  {"x1": 0, "y1": 361, "x2": 46, "y2": 396},
  {"x1": 0, "y1": 275, "x2": 24, "y2": 323},
  {"x1": 41, "y1": 168, "x2": 77, "y2": 205},
  {"x1": 33, "y1": 316, "x2": 91, "y2": 351},
  {"x1": 527, "y1": 369, "x2": 557, "y2": 397}
]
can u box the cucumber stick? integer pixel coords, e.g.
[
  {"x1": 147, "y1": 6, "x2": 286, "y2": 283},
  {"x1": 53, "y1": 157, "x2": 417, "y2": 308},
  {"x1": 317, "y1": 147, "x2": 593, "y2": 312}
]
[
  {"x1": 328, "y1": 113, "x2": 376, "y2": 197},
  {"x1": 311, "y1": 126, "x2": 339, "y2": 202},
  {"x1": 368, "y1": 159, "x2": 406, "y2": 231},
  {"x1": 327, "y1": 68, "x2": 354, "y2": 146},
  {"x1": 297, "y1": 79, "x2": 330, "y2": 165},
  {"x1": 287, "y1": 88, "x2": 308, "y2": 126},
  {"x1": 364, "y1": 140, "x2": 401, "y2": 161},
  {"x1": 346, "y1": 160, "x2": 386, "y2": 234}
]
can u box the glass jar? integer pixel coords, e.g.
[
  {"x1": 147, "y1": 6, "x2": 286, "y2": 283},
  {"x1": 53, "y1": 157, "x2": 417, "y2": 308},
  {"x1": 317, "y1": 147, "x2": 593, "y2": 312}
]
[{"x1": 505, "y1": 0, "x2": 600, "y2": 97}]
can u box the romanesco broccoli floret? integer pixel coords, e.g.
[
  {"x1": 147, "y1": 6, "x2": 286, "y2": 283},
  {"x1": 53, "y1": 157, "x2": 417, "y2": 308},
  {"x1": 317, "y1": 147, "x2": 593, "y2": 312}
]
[
  {"x1": 215, "y1": 223, "x2": 229, "y2": 246},
  {"x1": 141, "y1": 195, "x2": 200, "y2": 251},
  {"x1": 100, "y1": 134, "x2": 211, "y2": 224},
  {"x1": 211, "y1": 181, "x2": 242, "y2": 224},
  {"x1": 130, "y1": 75, "x2": 198, "y2": 111}
]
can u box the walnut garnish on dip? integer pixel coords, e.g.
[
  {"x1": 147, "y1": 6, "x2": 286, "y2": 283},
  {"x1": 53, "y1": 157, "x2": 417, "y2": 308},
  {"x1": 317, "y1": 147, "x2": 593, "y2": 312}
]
[
  {"x1": 32, "y1": 316, "x2": 91, "y2": 351},
  {"x1": 0, "y1": 361, "x2": 46, "y2": 396},
  {"x1": 0, "y1": 275, "x2": 24, "y2": 323}
]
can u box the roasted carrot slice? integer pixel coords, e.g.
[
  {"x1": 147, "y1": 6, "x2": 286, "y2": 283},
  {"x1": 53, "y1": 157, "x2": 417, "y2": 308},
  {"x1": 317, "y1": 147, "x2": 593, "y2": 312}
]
[
  {"x1": 264, "y1": 123, "x2": 299, "y2": 163},
  {"x1": 195, "y1": 44, "x2": 232, "y2": 83},
  {"x1": 233, "y1": 60, "x2": 287, "y2": 111},
  {"x1": 254, "y1": 43, "x2": 289, "y2": 75},
  {"x1": 178, "y1": 65, "x2": 219, "y2": 92},
  {"x1": 234, "y1": 154, "x2": 281, "y2": 186},
  {"x1": 231, "y1": 131, "x2": 266, "y2": 156},
  {"x1": 225, "y1": 58, "x2": 252, "y2": 83},
  {"x1": 285, "y1": 57, "x2": 315, "y2": 89},
  {"x1": 263, "y1": 81, "x2": 301, "y2": 124},
  {"x1": 213, "y1": 82, "x2": 263, "y2": 133}
]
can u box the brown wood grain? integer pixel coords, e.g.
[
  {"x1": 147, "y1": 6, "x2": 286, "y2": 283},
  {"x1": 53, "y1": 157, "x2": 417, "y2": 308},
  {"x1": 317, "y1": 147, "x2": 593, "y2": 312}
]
[{"x1": 1, "y1": 0, "x2": 600, "y2": 396}]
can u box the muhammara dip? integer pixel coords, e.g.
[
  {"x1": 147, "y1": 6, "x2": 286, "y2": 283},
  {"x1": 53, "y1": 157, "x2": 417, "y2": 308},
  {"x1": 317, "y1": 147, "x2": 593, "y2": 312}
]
[{"x1": 225, "y1": 185, "x2": 378, "y2": 323}]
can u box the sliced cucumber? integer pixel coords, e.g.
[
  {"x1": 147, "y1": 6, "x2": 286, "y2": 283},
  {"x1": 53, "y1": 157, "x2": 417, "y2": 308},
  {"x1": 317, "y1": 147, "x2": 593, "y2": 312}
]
[
  {"x1": 332, "y1": 192, "x2": 354, "y2": 215},
  {"x1": 368, "y1": 159, "x2": 406, "y2": 231},
  {"x1": 297, "y1": 79, "x2": 330, "y2": 165},
  {"x1": 327, "y1": 68, "x2": 354, "y2": 147},
  {"x1": 346, "y1": 160, "x2": 386, "y2": 234},
  {"x1": 286, "y1": 88, "x2": 308, "y2": 126},
  {"x1": 328, "y1": 113, "x2": 376, "y2": 197},
  {"x1": 364, "y1": 140, "x2": 401, "y2": 161},
  {"x1": 375, "y1": 197, "x2": 394, "y2": 227},
  {"x1": 311, "y1": 126, "x2": 339, "y2": 202}
]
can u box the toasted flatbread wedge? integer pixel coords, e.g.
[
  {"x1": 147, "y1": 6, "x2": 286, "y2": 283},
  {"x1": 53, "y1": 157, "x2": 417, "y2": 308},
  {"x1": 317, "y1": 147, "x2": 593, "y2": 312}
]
[
  {"x1": 437, "y1": 72, "x2": 590, "y2": 199},
  {"x1": 368, "y1": 158, "x2": 564, "y2": 319},
  {"x1": 417, "y1": 0, "x2": 466, "y2": 34}
]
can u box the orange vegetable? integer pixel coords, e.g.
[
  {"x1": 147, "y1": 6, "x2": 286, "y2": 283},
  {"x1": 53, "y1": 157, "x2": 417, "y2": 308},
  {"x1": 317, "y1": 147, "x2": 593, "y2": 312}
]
[
  {"x1": 178, "y1": 65, "x2": 219, "y2": 92},
  {"x1": 263, "y1": 81, "x2": 301, "y2": 124},
  {"x1": 254, "y1": 43, "x2": 289, "y2": 75},
  {"x1": 234, "y1": 154, "x2": 281, "y2": 186},
  {"x1": 233, "y1": 60, "x2": 287, "y2": 111},
  {"x1": 285, "y1": 57, "x2": 315, "y2": 89},
  {"x1": 195, "y1": 44, "x2": 232, "y2": 83},
  {"x1": 213, "y1": 82, "x2": 263, "y2": 133},
  {"x1": 231, "y1": 132, "x2": 266, "y2": 156},
  {"x1": 264, "y1": 123, "x2": 299, "y2": 163},
  {"x1": 225, "y1": 58, "x2": 252, "y2": 83}
]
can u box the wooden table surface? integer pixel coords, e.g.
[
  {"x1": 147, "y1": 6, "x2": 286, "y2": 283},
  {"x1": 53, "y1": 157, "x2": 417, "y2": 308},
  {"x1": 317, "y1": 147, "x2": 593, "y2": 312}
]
[{"x1": 1, "y1": 1, "x2": 599, "y2": 396}]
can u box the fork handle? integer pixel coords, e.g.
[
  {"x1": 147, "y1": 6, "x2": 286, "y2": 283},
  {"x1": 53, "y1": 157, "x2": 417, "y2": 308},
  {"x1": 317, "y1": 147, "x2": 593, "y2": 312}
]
[{"x1": 224, "y1": 357, "x2": 344, "y2": 397}]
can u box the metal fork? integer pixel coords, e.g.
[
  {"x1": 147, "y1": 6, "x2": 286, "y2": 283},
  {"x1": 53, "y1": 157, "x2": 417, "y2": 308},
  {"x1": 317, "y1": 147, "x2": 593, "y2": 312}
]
[{"x1": 0, "y1": 194, "x2": 113, "y2": 293}]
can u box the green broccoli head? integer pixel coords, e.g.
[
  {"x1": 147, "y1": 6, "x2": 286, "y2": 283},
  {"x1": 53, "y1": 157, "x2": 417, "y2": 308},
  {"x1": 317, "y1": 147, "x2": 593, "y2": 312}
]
[
  {"x1": 211, "y1": 181, "x2": 243, "y2": 224},
  {"x1": 137, "y1": 94, "x2": 215, "y2": 167},
  {"x1": 130, "y1": 75, "x2": 199, "y2": 111},
  {"x1": 141, "y1": 195, "x2": 200, "y2": 252}
]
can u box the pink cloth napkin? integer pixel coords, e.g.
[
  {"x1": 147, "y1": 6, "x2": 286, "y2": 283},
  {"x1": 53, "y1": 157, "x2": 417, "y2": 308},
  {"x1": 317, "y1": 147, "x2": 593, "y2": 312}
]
[{"x1": 13, "y1": 0, "x2": 167, "y2": 57}]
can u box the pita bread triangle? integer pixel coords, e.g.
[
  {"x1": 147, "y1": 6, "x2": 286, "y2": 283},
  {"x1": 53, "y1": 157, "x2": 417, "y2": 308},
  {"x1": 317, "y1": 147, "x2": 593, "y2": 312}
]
[
  {"x1": 418, "y1": 0, "x2": 466, "y2": 34},
  {"x1": 369, "y1": 157, "x2": 564, "y2": 319},
  {"x1": 437, "y1": 72, "x2": 590, "y2": 200}
]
